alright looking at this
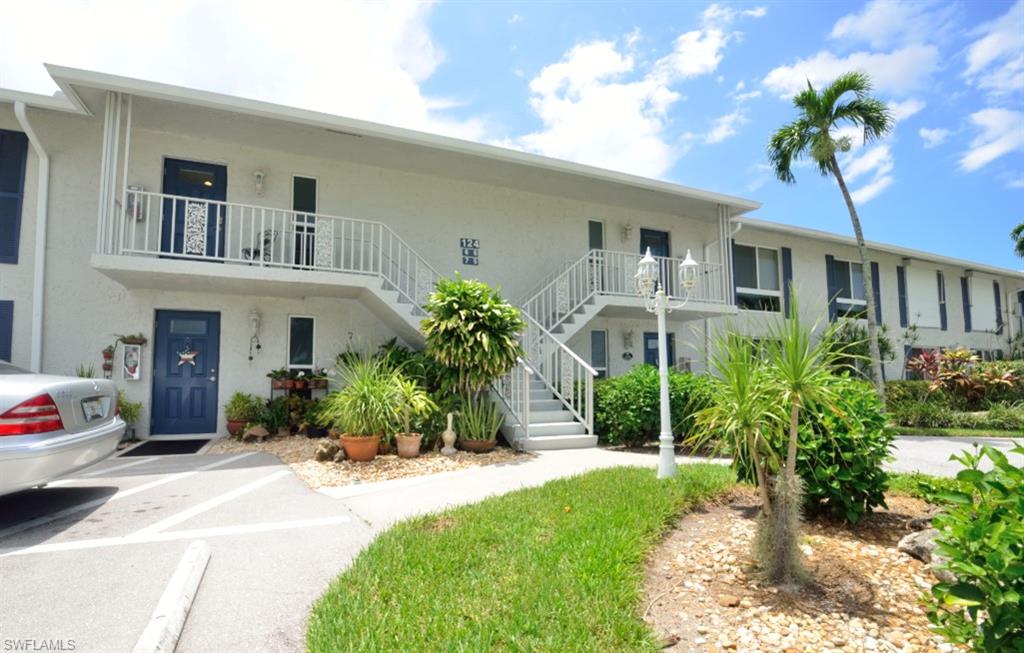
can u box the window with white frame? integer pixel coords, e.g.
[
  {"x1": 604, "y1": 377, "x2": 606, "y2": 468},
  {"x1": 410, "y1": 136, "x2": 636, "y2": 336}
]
[
  {"x1": 733, "y1": 244, "x2": 781, "y2": 311},
  {"x1": 906, "y1": 266, "x2": 942, "y2": 328},
  {"x1": 288, "y1": 316, "x2": 315, "y2": 370},
  {"x1": 830, "y1": 258, "x2": 867, "y2": 318},
  {"x1": 590, "y1": 329, "x2": 608, "y2": 378}
]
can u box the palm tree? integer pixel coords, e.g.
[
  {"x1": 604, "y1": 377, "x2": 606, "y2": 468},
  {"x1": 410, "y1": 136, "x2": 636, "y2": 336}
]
[
  {"x1": 1012, "y1": 222, "x2": 1024, "y2": 258},
  {"x1": 688, "y1": 329, "x2": 782, "y2": 515},
  {"x1": 760, "y1": 292, "x2": 848, "y2": 587},
  {"x1": 768, "y1": 71, "x2": 892, "y2": 403}
]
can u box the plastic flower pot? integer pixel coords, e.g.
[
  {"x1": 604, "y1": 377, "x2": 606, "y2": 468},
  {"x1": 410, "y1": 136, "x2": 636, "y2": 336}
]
[{"x1": 340, "y1": 434, "x2": 381, "y2": 462}]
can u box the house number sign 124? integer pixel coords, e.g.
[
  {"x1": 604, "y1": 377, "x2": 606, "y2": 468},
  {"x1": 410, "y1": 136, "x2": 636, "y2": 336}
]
[{"x1": 461, "y1": 237, "x2": 480, "y2": 265}]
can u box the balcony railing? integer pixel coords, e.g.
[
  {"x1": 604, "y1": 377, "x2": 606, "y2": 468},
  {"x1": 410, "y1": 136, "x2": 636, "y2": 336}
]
[
  {"x1": 522, "y1": 248, "x2": 728, "y2": 333},
  {"x1": 102, "y1": 189, "x2": 441, "y2": 309}
]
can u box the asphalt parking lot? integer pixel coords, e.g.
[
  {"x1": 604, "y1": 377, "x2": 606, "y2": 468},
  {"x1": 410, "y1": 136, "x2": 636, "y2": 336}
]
[{"x1": 0, "y1": 451, "x2": 373, "y2": 653}]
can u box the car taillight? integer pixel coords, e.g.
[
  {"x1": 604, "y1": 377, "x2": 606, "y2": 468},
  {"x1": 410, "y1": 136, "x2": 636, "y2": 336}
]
[{"x1": 0, "y1": 393, "x2": 65, "y2": 436}]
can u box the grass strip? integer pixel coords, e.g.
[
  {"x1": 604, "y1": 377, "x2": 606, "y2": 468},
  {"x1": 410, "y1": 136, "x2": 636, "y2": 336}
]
[
  {"x1": 892, "y1": 426, "x2": 1021, "y2": 438},
  {"x1": 308, "y1": 464, "x2": 733, "y2": 653}
]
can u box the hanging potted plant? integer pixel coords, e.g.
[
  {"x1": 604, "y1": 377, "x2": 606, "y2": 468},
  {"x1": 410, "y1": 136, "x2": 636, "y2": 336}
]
[
  {"x1": 317, "y1": 356, "x2": 401, "y2": 462},
  {"x1": 457, "y1": 394, "x2": 504, "y2": 453},
  {"x1": 394, "y1": 377, "x2": 437, "y2": 458},
  {"x1": 116, "y1": 333, "x2": 148, "y2": 346}
]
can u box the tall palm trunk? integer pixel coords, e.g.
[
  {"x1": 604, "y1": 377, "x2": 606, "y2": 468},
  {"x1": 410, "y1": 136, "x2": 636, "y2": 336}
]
[
  {"x1": 746, "y1": 430, "x2": 772, "y2": 515},
  {"x1": 830, "y1": 154, "x2": 886, "y2": 404},
  {"x1": 785, "y1": 400, "x2": 800, "y2": 478}
]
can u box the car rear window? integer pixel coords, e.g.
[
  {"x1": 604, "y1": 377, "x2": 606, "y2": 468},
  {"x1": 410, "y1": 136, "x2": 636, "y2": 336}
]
[{"x1": 0, "y1": 362, "x2": 29, "y2": 374}]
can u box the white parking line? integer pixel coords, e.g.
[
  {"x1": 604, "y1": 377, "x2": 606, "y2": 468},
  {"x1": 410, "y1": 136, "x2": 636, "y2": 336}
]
[
  {"x1": 0, "y1": 516, "x2": 352, "y2": 556},
  {"x1": 47, "y1": 456, "x2": 159, "y2": 486},
  {"x1": 0, "y1": 453, "x2": 256, "y2": 541},
  {"x1": 132, "y1": 470, "x2": 290, "y2": 537}
]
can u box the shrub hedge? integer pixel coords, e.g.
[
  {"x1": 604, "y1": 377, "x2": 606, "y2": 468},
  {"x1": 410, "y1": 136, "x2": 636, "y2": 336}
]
[{"x1": 593, "y1": 366, "x2": 714, "y2": 447}]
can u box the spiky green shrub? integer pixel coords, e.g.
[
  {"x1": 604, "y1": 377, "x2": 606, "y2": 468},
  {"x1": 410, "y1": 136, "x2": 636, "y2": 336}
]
[
  {"x1": 421, "y1": 275, "x2": 525, "y2": 395},
  {"x1": 318, "y1": 356, "x2": 402, "y2": 436}
]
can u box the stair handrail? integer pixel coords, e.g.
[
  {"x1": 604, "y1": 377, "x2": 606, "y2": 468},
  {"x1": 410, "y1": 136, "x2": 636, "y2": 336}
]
[
  {"x1": 518, "y1": 312, "x2": 596, "y2": 435},
  {"x1": 520, "y1": 248, "x2": 601, "y2": 333}
]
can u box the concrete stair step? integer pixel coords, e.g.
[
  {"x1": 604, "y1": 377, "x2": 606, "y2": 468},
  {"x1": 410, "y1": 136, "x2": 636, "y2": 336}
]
[
  {"x1": 519, "y1": 434, "x2": 598, "y2": 451},
  {"x1": 529, "y1": 389, "x2": 554, "y2": 401},
  {"x1": 525, "y1": 421, "x2": 587, "y2": 437},
  {"x1": 529, "y1": 399, "x2": 563, "y2": 411},
  {"x1": 528, "y1": 410, "x2": 573, "y2": 424}
]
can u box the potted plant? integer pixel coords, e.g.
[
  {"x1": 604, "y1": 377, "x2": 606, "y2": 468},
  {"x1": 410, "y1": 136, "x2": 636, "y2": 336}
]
[
  {"x1": 116, "y1": 333, "x2": 148, "y2": 346},
  {"x1": 293, "y1": 370, "x2": 307, "y2": 391},
  {"x1": 457, "y1": 394, "x2": 503, "y2": 453},
  {"x1": 309, "y1": 367, "x2": 329, "y2": 389},
  {"x1": 117, "y1": 390, "x2": 143, "y2": 442},
  {"x1": 264, "y1": 396, "x2": 291, "y2": 436},
  {"x1": 301, "y1": 400, "x2": 328, "y2": 438},
  {"x1": 224, "y1": 392, "x2": 261, "y2": 436},
  {"x1": 317, "y1": 356, "x2": 401, "y2": 462},
  {"x1": 394, "y1": 377, "x2": 437, "y2": 458},
  {"x1": 267, "y1": 368, "x2": 288, "y2": 390}
]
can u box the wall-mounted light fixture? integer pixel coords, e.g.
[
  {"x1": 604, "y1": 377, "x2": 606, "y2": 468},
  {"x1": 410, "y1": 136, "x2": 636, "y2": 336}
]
[
  {"x1": 248, "y1": 310, "x2": 262, "y2": 361},
  {"x1": 253, "y1": 169, "x2": 266, "y2": 197},
  {"x1": 622, "y1": 328, "x2": 634, "y2": 350},
  {"x1": 621, "y1": 222, "x2": 634, "y2": 242}
]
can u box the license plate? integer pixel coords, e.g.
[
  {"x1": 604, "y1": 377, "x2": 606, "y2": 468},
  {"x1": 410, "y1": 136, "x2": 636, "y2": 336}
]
[{"x1": 82, "y1": 397, "x2": 105, "y2": 421}]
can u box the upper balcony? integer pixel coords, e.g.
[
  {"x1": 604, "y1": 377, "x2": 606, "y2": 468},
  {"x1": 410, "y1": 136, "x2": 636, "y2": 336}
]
[{"x1": 520, "y1": 249, "x2": 736, "y2": 342}]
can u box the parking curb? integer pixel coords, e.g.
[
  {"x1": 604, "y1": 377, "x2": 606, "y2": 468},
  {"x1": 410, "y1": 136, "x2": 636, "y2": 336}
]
[{"x1": 132, "y1": 540, "x2": 211, "y2": 653}]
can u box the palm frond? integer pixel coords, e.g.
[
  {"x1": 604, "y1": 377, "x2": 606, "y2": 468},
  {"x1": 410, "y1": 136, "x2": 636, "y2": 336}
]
[
  {"x1": 832, "y1": 97, "x2": 893, "y2": 143},
  {"x1": 820, "y1": 71, "x2": 872, "y2": 115},
  {"x1": 767, "y1": 119, "x2": 814, "y2": 184}
]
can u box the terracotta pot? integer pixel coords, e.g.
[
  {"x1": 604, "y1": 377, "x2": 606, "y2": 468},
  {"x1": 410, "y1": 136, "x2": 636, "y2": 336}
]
[
  {"x1": 378, "y1": 439, "x2": 392, "y2": 455},
  {"x1": 271, "y1": 379, "x2": 286, "y2": 390},
  {"x1": 284, "y1": 379, "x2": 297, "y2": 389},
  {"x1": 309, "y1": 378, "x2": 327, "y2": 389},
  {"x1": 293, "y1": 380, "x2": 307, "y2": 390},
  {"x1": 395, "y1": 433, "x2": 422, "y2": 458},
  {"x1": 460, "y1": 439, "x2": 497, "y2": 453},
  {"x1": 341, "y1": 434, "x2": 381, "y2": 462},
  {"x1": 226, "y1": 419, "x2": 247, "y2": 436}
]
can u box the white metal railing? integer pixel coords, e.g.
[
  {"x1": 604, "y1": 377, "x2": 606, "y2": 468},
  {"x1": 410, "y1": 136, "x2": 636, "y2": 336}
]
[
  {"x1": 105, "y1": 189, "x2": 440, "y2": 310},
  {"x1": 497, "y1": 313, "x2": 596, "y2": 444},
  {"x1": 522, "y1": 248, "x2": 727, "y2": 333}
]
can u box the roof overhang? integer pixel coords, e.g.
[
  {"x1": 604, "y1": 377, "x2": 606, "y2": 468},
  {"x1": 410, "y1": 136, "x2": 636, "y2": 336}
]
[
  {"x1": 0, "y1": 88, "x2": 80, "y2": 113},
  {"x1": 42, "y1": 64, "x2": 760, "y2": 218},
  {"x1": 736, "y1": 216, "x2": 1024, "y2": 281}
]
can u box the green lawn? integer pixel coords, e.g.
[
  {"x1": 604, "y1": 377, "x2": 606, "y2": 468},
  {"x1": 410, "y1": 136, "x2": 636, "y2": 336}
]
[
  {"x1": 307, "y1": 464, "x2": 734, "y2": 653},
  {"x1": 892, "y1": 426, "x2": 1021, "y2": 438},
  {"x1": 888, "y1": 471, "x2": 971, "y2": 502}
]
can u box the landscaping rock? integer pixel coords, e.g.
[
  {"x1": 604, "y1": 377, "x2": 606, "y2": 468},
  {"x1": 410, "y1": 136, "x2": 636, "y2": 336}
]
[
  {"x1": 332, "y1": 447, "x2": 347, "y2": 463},
  {"x1": 241, "y1": 425, "x2": 269, "y2": 442},
  {"x1": 897, "y1": 528, "x2": 939, "y2": 563},
  {"x1": 930, "y1": 554, "x2": 956, "y2": 583},
  {"x1": 314, "y1": 440, "x2": 340, "y2": 462},
  {"x1": 715, "y1": 594, "x2": 740, "y2": 607},
  {"x1": 908, "y1": 507, "x2": 941, "y2": 530}
]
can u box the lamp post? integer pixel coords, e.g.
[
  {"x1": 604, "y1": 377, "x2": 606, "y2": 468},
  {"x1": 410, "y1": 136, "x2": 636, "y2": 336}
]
[{"x1": 634, "y1": 246, "x2": 700, "y2": 479}]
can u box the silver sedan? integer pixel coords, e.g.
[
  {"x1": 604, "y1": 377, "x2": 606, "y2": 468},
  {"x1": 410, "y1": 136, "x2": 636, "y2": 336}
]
[{"x1": 0, "y1": 362, "x2": 125, "y2": 496}]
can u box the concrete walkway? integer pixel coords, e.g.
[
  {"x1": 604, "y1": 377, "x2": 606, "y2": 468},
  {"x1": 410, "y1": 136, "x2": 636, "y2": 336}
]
[
  {"x1": 326, "y1": 449, "x2": 728, "y2": 528},
  {"x1": 887, "y1": 435, "x2": 1022, "y2": 477}
]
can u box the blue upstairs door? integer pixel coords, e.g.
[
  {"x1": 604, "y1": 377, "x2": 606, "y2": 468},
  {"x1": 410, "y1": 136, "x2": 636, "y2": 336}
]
[
  {"x1": 640, "y1": 228, "x2": 674, "y2": 296},
  {"x1": 152, "y1": 310, "x2": 220, "y2": 436},
  {"x1": 161, "y1": 158, "x2": 227, "y2": 258}
]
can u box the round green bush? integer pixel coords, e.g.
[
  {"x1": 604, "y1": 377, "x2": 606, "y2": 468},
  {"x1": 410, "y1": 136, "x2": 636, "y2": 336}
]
[{"x1": 593, "y1": 366, "x2": 714, "y2": 447}]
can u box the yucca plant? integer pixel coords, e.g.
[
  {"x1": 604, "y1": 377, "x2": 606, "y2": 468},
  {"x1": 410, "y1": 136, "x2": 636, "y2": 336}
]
[
  {"x1": 689, "y1": 329, "x2": 783, "y2": 514},
  {"x1": 457, "y1": 395, "x2": 504, "y2": 441},
  {"x1": 421, "y1": 275, "x2": 525, "y2": 395},
  {"x1": 318, "y1": 355, "x2": 402, "y2": 437},
  {"x1": 395, "y1": 376, "x2": 437, "y2": 436}
]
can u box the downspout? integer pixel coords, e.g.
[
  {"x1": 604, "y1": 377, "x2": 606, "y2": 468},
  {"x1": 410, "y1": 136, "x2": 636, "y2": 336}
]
[{"x1": 13, "y1": 102, "x2": 50, "y2": 373}]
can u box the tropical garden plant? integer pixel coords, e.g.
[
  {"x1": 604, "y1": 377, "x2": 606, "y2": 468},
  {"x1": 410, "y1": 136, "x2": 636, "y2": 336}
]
[
  {"x1": 318, "y1": 355, "x2": 402, "y2": 437},
  {"x1": 457, "y1": 395, "x2": 504, "y2": 442},
  {"x1": 421, "y1": 275, "x2": 525, "y2": 395},
  {"x1": 1012, "y1": 221, "x2": 1024, "y2": 259},
  {"x1": 768, "y1": 71, "x2": 893, "y2": 401}
]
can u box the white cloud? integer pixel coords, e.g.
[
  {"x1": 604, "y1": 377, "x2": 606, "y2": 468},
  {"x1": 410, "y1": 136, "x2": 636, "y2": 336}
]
[
  {"x1": 850, "y1": 175, "x2": 894, "y2": 203},
  {"x1": 701, "y1": 3, "x2": 767, "y2": 27},
  {"x1": 1005, "y1": 175, "x2": 1024, "y2": 189},
  {"x1": 705, "y1": 109, "x2": 747, "y2": 144},
  {"x1": 508, "y1": 14, "x2": 523, "y2": 25},
  {"x1": 761, "y1": 45, "x2": 939, "y2": 98},
  {"x1": 888, "y1": 98, "x2": 925, "y2": 122},
  {"x1": 959, "y1": 108, "x2": 1024, "y2": 172},
  {"x1": 844, "y1": 144, "x2": 893, "y2": 184},
  {"x1": 919, "y1": 127, "x2": 951, "y2": 148},
  {"x1": 730, "y1": 80, "x2": 761, "y2": 102},
  {"x1": 0, "y1": 0, "x2": 487, "y2": 140},
  {"x1": 510, "y1": 16, "x2": 753, "y2": 178},
  {"x1": 830, "y1": 0, "x2": 957, "y2": 49},
  {"x1": 963, "y1": 0, "x2": 1024, "y2": 97}
]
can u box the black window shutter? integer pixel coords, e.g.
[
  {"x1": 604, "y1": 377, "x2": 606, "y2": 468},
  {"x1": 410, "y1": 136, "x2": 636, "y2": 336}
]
[
  {"x1": 0, "y1": 300, "x2": 12, "y2": 362},
  {"x1": 896, "y1": 266, "x2": 908, "y2": 328},
  {"x1": 994, "y1": 281, "x2": 1002, "y2": 332},
  {"x1": 781, "y1": 247, "x2": 793, "y2": 316},
  {"x1": 730, "y1": 239, "x2": 738, "y2": 305},
  {"x1": 0, "y1": 130, "x2": 29, "y2": 265},
  {"x1": 870, "y1": 261, "x2": 881, "y2": 323},
  {"x1": 825, "y1": 255, "x2": 838, "y2": 322},
  {"x1": 961, "y1": 276, "x2": 972, "y2": 332},
  {"x1": 937, "y1": 272, "x2": 947, "y2": 331}
]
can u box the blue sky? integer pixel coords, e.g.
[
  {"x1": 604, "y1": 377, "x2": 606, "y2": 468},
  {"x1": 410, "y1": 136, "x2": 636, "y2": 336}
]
[{"x1": 4, "y1": 1, "x2": 1022, "y2": 268}]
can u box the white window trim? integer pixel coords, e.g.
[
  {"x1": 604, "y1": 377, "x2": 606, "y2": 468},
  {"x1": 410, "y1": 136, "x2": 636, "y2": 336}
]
[
  {"x1": 291, "y1": 174, "x2": 319, "y2": 214},
  {"x1": 287, "y1": 314, "x2": 316, "y2": 370},
  {"x1": 832, "y1": 257, "x2": 867, "y2": 305},
  {"x1": 735, "y1": 243, "x2": 782, "y2": 300},
  {"x1": 587, "y1": 219, "x2": 605, "y2": 251}
]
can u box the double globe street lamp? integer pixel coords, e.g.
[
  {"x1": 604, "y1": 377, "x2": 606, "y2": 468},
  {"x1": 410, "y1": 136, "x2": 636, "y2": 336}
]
[{"x1": 634, "y1": 246, "x2": 700, "y2": 479}]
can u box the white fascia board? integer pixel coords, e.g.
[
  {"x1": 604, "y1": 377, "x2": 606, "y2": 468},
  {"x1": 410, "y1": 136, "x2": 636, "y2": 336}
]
[
  {"x1": 42, "y1": 64, "x2": 761, "y2": 215},
  {"x1": 736, "y1": 216, "x2": 1024, "y2": 281},
  {"x1": 0, "y1": 88, "x2": 82, "y2": 114}
]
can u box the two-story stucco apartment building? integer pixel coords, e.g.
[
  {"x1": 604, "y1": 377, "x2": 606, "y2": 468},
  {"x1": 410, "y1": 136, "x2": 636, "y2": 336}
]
[{"x1": 1, "y1": 66, "x2": 1021, "y2": 449}]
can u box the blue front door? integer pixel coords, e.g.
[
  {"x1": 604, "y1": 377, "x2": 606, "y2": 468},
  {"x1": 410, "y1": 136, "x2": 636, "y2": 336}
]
[
  {"x1": 640, "y1": 228, "x2": 674, "y2": 295},
  {"x1": 643, "y1": 331, "x2": 675, "y2": 367},
  {"x1": 152, "y1": 310, "x2": 220, "y2": 435},
  {"x1": 161, "y1": 158, "x2": 227, "y2": 258}
]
